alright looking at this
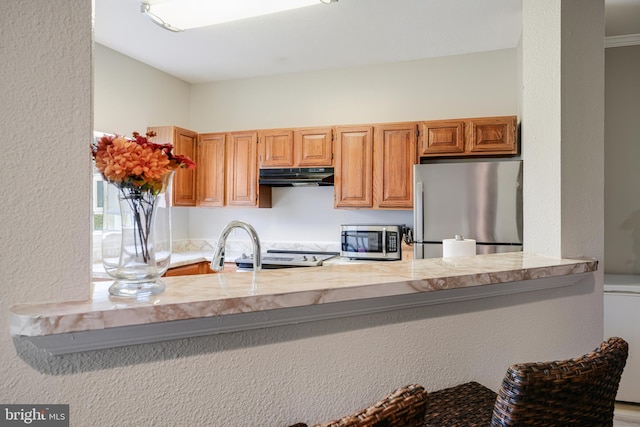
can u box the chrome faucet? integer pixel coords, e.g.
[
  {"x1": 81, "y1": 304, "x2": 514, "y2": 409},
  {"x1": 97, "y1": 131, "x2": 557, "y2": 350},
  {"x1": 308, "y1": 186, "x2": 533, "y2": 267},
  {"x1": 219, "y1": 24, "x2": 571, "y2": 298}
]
[{"x1": 211, "y1": 220, "x2": 262, "y2": 272}]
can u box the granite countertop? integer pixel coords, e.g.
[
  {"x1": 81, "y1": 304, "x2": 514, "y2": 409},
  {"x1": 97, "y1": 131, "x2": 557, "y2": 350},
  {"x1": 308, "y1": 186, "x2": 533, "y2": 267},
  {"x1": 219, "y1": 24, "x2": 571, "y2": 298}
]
[{"x1": 11, "y1": 252, "x2": 597, "y2": 342}]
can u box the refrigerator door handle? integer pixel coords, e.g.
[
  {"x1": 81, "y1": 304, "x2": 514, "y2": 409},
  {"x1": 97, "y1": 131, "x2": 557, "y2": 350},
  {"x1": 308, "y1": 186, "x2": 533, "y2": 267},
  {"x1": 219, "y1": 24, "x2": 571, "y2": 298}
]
[
  {"x1": 414, "y1": 181, "x2": 424, "y2": 259},
  {"x1": 415, "y1": 181, "x2": 423, "y2": 241}
]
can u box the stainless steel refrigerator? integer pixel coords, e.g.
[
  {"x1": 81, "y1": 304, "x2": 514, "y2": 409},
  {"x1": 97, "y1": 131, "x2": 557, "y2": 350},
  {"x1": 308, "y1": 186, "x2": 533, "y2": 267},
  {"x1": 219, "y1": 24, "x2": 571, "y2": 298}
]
[{"x1": 413, "y1": 160, "x2": 523, "y2": 259}]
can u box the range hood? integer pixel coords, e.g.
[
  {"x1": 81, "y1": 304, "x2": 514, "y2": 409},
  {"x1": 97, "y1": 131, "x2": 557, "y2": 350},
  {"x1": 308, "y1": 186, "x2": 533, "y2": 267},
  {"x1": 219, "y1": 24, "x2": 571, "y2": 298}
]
[{"x1": 259, "y1": 167, "x2": 334, "y2": 187}]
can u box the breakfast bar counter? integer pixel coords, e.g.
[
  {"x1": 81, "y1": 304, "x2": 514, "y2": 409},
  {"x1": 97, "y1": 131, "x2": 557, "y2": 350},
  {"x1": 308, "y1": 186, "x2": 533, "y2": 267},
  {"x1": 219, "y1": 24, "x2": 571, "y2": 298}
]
[{"x1": 10, "y1": 252, "x2": 597, "y2": 354}]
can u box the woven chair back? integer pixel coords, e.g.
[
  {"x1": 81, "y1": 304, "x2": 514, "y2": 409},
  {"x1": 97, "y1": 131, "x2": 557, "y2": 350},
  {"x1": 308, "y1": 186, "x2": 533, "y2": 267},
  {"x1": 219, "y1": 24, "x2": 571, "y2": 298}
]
[
  {"x1": 312, "y1": 384, "x2": 428, "y2": 427},
  {"x1": 491, "y1": 337, "x2": 629, "y2": 426}
]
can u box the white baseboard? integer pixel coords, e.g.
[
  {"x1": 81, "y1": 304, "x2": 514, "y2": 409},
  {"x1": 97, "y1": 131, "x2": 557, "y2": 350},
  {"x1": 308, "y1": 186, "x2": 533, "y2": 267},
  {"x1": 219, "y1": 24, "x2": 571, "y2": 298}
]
[{"x1": 616, "y1": 403, "x2": 640, "y2": 423}]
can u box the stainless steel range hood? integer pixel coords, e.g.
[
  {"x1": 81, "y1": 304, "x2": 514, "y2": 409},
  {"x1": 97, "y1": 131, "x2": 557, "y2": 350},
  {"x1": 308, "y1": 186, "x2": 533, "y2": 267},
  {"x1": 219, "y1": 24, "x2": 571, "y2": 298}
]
[{"x1": 259, "y1": 167, "x2": 334, "y2": 187}]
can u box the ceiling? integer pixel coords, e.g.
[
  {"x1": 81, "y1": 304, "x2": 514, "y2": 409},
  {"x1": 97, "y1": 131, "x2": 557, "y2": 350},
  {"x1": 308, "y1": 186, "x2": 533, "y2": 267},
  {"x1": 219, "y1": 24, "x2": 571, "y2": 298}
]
[{"x1": 95, "y1": 0, "x2": 640, "y2": 85}]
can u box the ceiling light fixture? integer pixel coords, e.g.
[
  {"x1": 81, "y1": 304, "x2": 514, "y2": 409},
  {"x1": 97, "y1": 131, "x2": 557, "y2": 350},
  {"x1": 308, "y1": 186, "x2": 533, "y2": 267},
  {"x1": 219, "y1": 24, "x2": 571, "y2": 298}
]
[
  {"x1": 140, "y1": 4, "x2": 184, "y2": 32},
  {"x1": 141, "y1": 0, "x2": 338, "y2": 32}
]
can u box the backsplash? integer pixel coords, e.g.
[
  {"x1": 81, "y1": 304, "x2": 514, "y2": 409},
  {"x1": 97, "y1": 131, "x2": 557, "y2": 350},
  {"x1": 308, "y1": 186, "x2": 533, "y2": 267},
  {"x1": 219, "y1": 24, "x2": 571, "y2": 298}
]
[
  {"x1": 173, "y1": 239, "x2": 341, "y2": 261},
  {"x1": 93, "y1": 238, "x2": 341, "y2": 263}
]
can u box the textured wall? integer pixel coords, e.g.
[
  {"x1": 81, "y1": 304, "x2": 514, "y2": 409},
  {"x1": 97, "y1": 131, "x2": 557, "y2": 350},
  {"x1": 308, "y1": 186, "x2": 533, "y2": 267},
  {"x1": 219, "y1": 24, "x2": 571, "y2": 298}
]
[
  {"x1": 1, "y1": 1, "x2": 604, "y2": 426},
  {"x1": 0, "y1": 1, "x2": 92, "y2": 304},
  {"x1": 604, "y1": 45, "x2": 640, "y2": 273},
  {"x1": 522, "y1": 1, "x2": 563, "y2": 257}
]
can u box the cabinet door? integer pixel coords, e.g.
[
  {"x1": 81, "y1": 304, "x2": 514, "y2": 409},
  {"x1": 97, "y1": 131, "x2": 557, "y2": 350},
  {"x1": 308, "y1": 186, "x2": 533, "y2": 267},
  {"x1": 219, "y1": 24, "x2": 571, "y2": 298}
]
[
  {"x1": 197, "y1": 133, "x2": 226, "y2": 207},
  {"x1": 259, "y1": 129, "x2": 294, "y2": 168},
  {"x1": 148, "y1": 126, "x2": 198, "y2": 207},
  {"x1": 334, "y1": 126, "x2": 373, "y2": 208},
  {"x1": 468, "y1": 116, "x2": 517, "y2": 154},
  {"x1": 226, "y1": 131, "x2": 258, "y2": 206},
  {"x1": 374, "y1": 123, "x2": 417, "y2": 209},
  {"x1": 295, "y1": 127, "x2": 333, "y2": 167},
  {"x1": 163, "y1": 262, "x2": 202, "y2": 277},
  {"x1": 420, "y1": 120, "x2": 465, "y2": 156}
]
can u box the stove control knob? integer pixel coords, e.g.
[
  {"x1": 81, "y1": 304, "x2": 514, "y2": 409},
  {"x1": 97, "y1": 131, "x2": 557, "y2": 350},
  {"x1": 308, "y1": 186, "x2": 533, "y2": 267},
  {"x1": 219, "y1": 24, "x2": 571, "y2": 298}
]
[
  {"x1": 302, "y1": 255, "x2": 308, "y2": 261},
  {"x1": 311, "y1": 256, "x2": 317, "y2": 262},
  {"x1": 242, "y1": 253, "x2": 248, "y2": 259}
]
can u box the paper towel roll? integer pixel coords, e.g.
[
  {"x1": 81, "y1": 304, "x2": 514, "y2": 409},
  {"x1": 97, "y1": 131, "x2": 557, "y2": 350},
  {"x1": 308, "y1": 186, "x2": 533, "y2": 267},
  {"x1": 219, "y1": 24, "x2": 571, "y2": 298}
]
[{"x1": 442, "y1": 235, "x2": 476, "y2": 258}]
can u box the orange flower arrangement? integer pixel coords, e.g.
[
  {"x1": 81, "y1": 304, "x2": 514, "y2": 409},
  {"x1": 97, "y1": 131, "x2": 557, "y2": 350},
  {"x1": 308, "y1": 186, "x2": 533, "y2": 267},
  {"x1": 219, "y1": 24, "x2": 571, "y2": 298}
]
[
  {"x1": 92, "y1": 131, "x2": 196, "y2": 266},
  {"x1": 92, "y1": 131, "x2": 196, "y2": 194}
]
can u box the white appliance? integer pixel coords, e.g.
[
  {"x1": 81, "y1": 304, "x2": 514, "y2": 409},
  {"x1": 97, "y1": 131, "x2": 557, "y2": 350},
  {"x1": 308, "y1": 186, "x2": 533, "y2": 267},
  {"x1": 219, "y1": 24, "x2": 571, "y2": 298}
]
[{"x1": 604, "y1": 274, "x2": 640, "y2": 403}]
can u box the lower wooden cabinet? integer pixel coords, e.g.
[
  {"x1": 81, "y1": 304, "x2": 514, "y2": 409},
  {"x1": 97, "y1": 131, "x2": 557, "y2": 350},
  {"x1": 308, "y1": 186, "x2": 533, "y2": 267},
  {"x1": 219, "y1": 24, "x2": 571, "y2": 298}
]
[
  {"x1": 163, "y1": 262, "x2": 206, "y2": 276},
  {"x1": 163, "y1": 261, "x2": 236, "y2": 276}
]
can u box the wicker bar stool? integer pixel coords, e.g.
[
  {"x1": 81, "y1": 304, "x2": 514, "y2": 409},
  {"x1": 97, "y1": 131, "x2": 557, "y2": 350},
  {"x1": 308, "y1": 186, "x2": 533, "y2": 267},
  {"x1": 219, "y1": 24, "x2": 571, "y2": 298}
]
[
  {"x1": 289, "y1": 383, "x2": 428, "y2": 427},
  {"x1": 423, "y1": 337, "x2": 629, "y2": 426}
]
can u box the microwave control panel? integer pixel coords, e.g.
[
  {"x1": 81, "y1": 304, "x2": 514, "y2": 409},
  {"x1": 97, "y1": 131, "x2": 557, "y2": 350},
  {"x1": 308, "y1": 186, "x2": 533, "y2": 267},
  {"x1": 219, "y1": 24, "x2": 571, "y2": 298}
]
[{"x1": 387, "y1": 232, "x2": 398, "y2": 252}]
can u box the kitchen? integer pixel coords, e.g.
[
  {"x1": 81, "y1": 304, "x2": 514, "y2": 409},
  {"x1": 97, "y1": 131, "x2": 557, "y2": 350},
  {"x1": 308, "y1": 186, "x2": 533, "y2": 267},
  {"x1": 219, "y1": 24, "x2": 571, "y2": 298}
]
[
  {"x1": 93, "y1": 51, "x2": 515, "y2": 267},
  {"x1": 3, "y1": 1, "x2": 637, "y2": 426}
]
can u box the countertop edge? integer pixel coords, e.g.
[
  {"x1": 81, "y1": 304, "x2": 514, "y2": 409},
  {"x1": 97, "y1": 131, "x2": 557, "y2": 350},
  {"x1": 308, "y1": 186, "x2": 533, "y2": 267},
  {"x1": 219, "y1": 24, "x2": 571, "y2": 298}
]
[
  {"x1": 9, "y1": 253, "x2": 598, "y2": 354},
  {"x1": 14, "y1": 273, "x2": 591, "y2": 355}
]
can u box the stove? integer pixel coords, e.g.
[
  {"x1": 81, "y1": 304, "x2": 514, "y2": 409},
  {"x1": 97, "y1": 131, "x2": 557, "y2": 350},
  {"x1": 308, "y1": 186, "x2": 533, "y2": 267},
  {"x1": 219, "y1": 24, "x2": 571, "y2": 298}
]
[{"x1": 234, "y1": 250, "x2": 339, "y2": 269}]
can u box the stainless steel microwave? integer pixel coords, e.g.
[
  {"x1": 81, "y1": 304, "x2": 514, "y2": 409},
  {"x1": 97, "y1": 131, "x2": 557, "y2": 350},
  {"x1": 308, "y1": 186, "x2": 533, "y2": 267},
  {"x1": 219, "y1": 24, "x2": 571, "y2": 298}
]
[{"x1": 340, "y1": 224, "x2": 403, "y2": 260}]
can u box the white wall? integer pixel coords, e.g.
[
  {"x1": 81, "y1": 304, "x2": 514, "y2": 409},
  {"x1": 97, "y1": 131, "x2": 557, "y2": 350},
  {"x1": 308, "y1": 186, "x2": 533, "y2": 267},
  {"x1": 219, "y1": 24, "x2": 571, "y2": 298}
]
[
  {"x1": 94, "y1": 44, "x2": 192, "y2": 135},
  {"x1": 94, "y1": 43, "x2": 192, "y2": 240},
  {"x1": 1, "y1": 1, "x2": 605, "y2": 426},
  {"x1": 605, "y1": 45, "x2": 640, "y2": 273},
  {"x1": 190, "y1": 50, "x2": 518, "y2": 131},
  {"x1": 188, "y1": 50, "x2": 517, "y2": 243}
]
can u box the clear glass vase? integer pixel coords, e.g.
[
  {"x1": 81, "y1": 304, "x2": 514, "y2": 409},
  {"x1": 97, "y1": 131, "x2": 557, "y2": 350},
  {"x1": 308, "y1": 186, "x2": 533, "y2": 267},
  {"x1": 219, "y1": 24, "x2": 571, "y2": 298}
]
[{"x1": 102, "y1": 172, "x2": 173, "y2": 298}]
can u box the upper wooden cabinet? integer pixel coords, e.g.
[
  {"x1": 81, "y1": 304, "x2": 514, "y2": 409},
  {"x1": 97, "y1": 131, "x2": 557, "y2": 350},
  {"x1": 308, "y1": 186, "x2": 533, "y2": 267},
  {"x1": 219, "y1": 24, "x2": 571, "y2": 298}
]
[
  {"x1": 295, "y1": 127, "x2": 333, "y2": 167},
  {"x1": 259, "y1": 129, "x2": 294, "y2": 168},
  {"x1": 148, "y1": 115, "x2": 514, "y2": 211},
  {"x1": 468, "y1": 116, "x2": 517, "y2": 154},
  {"x1": 197, "y1": 132, "x2": 226, "y2": 207},
  {"x1": 334, "y1": 126, "x2": 374, "y2": 208},
  {"x1": 259, "y1": 127, "x2": 333, "y2": 168},
  {"x1": 420, "y1": 120, "x2": 465, "y2": 155},
  {"x1": 419, "y1": 116, "x2": 518, "y2": 157},
  {"x1": 374, "y1": 123, "x2": 418, "y2": 209},
  {"x1": 147, "y1": 126, "x2": 198, "y2": 207},
  {"x1": 335, "y1": 123, "x2": 417, "y2": 210},
  {"x1": 227, "y1": 131, "x2": 271, "y2": 208}
]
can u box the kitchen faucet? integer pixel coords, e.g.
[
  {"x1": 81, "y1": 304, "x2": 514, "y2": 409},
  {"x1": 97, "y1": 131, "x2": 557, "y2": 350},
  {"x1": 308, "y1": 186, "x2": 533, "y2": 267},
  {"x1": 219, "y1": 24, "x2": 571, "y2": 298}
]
[{"x1": 211, "y1": 220, "x2": 262, "y2": 272}]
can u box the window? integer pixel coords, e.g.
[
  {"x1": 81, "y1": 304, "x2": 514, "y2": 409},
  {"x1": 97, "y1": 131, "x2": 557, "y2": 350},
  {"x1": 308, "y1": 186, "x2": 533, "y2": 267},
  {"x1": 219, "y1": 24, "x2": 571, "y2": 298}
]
[
  {"x1": 93, "y1": 170, "x2": 104, "y2": 231},
  {"x1": 92, "y1": 131, "x2": 113, "y2": 232}
]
